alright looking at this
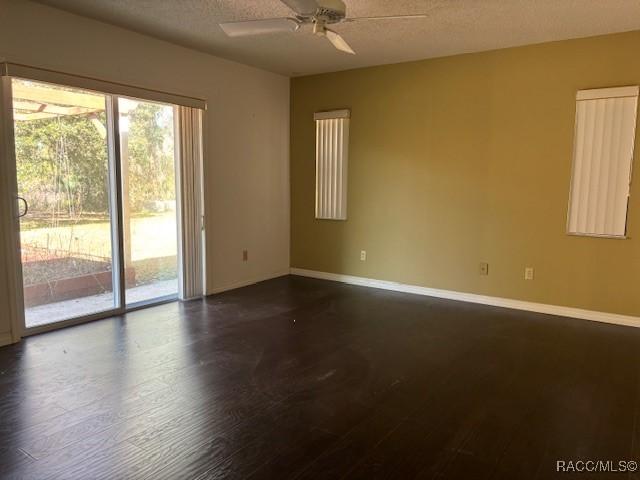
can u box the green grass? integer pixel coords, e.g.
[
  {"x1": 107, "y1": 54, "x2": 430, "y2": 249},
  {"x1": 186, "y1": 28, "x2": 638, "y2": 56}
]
[
  {"x1": 21, "y1": 213, "x2": 110, "y2": 231},
  {"x1": 20, "y1": 211, "x2": 178, "y2": 263},
  {"x1": 20, "y1": 211, "x2": 171, "y2": 231}
]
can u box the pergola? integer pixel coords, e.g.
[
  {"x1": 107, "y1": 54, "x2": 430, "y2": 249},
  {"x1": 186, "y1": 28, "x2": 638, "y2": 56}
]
[
  {"x1": 12, "y1": 82, "x2": 106, "y2": 120},
  {"x1": 12, "y1": 81, "x2": 109, "y2": 141}
]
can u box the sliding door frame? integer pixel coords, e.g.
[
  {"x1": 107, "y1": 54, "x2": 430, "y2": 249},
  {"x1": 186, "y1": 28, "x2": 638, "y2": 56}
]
[
  {"x1": 1, "y1": 64, "x2": 203, "y2": 338},
  {"x1": 107, "y1": 96, "x2": 127, "y2": 316},
  {"x1": 0, "y1": 77, "x2": 25, "y2": 343}
]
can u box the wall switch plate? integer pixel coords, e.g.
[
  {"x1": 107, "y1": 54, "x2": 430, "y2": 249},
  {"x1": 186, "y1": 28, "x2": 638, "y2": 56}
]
[
  {"x1": 479, "y1": 262, "x2": 489, "y2": 276},
  {"x1": 525, "y1": 267, "x2": 534, "y2": 280},
  {"x1": 243, "y1": 250, "x2": 248, "y2": 262},
  {"x1": 360, "y1": 250, "x2": 367, "y2": 261}
]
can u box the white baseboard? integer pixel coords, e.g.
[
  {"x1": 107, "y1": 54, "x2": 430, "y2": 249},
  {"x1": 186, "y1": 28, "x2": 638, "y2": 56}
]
[
  {"x1": 0, "y1": 332, "x2": 14, "y2": 347},
  {"x1": 290, "y1": 268, "x2": 640, "y2": 329},
  {"x1": 207, "y1": 269, "x2": 290, "y2": 295}
]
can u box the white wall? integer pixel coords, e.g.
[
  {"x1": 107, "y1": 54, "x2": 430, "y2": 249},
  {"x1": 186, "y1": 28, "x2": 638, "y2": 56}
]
[{"x1": 0, "y1": 0, "x2": 290, "y2": 342}]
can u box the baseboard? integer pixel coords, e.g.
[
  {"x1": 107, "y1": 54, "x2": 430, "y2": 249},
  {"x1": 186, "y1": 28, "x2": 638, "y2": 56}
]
[
  {"x1": 290, "y1": 268, "x2": 640, "y2": 329},
  {"x1": 0, "y1": 332, "x2": 14, "y2": 347},
  {"x1": 207, "y1": 269, "x2": 290, "y2": 295}
]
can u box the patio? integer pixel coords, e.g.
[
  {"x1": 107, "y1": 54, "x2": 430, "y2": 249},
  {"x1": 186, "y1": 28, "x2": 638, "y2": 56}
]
[{"x1": 25, "y1": 278, "x2": 178, "y2": 328}]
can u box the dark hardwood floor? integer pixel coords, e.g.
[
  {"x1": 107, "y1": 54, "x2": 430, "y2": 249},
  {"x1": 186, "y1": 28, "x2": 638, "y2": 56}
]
[{"x1": 1, "y1": 274, "x2": 640, "y2": 479}]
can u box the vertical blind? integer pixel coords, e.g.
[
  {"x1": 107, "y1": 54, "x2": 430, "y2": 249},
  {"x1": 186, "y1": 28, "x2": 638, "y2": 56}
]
[
  {"x1": 567, "y1": 86, "x2": 639, "y2": 237},
  {"x1": 315, "y1": 109, "x2": 350, "y2": 220},
  {"x1": 176, "y1": 106, "x2": 205, "y2": 299}
]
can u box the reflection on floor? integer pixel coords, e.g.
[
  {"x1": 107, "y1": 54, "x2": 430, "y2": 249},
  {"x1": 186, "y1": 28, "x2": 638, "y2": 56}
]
[{"x1": 25, "y1": 279, "x2": 178, "y2": 328}]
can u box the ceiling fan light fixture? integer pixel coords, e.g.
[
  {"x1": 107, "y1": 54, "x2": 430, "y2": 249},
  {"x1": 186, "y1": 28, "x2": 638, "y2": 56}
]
[{"x1": 313, "y1": 18, "x2": 327, "y2": 36}]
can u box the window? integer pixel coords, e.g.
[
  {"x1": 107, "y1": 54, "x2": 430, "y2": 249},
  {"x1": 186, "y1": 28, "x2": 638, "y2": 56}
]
[
  {"x1": 567, "y1": 86, "x2": 638, "y2": 238},
  {"x1": 315, "y1": 109, "x2": 349, "y2": 220},
  {"x1": 1, "y1": 63, "x2": 205, "y2": 333}
]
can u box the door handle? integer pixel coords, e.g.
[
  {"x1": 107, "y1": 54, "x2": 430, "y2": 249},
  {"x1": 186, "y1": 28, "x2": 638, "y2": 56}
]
[{"x1": 16, "y1": 196, "x2": 28, "y2": 218}]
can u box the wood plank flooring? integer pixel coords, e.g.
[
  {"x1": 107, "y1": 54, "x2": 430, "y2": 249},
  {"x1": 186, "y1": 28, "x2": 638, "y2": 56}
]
[{"x1": 1, "y1": 274, "x2": 640, "y2": 479}]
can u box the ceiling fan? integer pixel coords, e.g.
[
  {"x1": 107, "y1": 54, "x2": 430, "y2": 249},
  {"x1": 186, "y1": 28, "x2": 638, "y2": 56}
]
[{"x1": 219, "y1": 0, "x2": 428, "y2": 55}]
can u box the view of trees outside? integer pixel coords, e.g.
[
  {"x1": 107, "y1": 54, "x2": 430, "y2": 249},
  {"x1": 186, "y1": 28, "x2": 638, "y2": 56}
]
[
  {"x1": 15, "y1": 100, "x2": 176, "y2": 226},
  {"x1": 16, "y1": 110, "x2": 109, "y2": 228},
  {"x1": 123, "y1": 100, "x2": 176, "y2": 212}
]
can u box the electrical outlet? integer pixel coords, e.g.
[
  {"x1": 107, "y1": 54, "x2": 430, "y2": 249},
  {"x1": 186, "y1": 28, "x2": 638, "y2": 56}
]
[
  {"x1": 479, "y1": 262, "x2": 489, "y2": 276},
  {"x1": 243, "y1": 250, "x2": 248, "y2": 262},
  {"x1": 360, "y1": 250, "x2": 367, "y2": 261},
  {"x1": 525, "y1": 267, "x2": 534, "y2": 280}
]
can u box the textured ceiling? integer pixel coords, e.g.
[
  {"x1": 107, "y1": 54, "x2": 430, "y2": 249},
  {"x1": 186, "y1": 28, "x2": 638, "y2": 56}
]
[{"x1": 35, "y1": 0, "x2": 640, "y2": 76}]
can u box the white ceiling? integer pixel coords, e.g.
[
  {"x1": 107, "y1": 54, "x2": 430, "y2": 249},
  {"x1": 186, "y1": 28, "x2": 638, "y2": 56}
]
[{"x1": 36, "y1": 0, "x2": 640, "y2": 76}]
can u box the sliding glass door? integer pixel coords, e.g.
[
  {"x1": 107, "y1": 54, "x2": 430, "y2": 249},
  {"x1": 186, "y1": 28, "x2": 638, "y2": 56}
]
[{"x1": 10, "y1": 78, "x2": 179, "y2": 330}]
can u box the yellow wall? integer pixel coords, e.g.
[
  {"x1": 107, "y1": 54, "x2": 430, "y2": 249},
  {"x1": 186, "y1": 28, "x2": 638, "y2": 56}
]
[{"x1": 291, "y1": 30, "x2": 640, "y2": 317}]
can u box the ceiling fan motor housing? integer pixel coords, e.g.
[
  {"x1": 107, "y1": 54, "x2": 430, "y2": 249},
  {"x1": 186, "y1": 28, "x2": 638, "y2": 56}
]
[{"x1": 314, "y1": 0, "x2": 346, "y2": 22}]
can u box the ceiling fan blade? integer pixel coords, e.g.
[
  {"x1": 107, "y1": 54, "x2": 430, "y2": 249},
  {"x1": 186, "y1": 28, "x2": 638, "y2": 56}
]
[
  {"x1": 220, "y1": 17, "x2": 300, "y2": 37},
  {"x1": 345, "y1": 14, "x2": 429, "y2": 22},
  {"x1": 280, "y1": 0, "x2": 319, "y2": 15},
  {"x1": 325, "y1": 29, "x2": 355, "y2": 55}
]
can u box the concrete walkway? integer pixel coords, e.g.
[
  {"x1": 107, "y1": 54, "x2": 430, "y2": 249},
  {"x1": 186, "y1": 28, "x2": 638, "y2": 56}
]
[{"x1": 25, "y1": 279, "x2": 178, "y2": 328}]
